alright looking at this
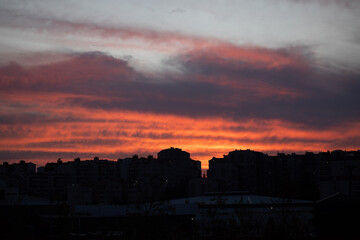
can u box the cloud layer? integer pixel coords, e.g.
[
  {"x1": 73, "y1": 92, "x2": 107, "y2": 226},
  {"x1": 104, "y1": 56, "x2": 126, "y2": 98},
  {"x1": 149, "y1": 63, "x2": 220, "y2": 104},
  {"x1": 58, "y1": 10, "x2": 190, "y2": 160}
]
[
  {"x1": 0, "y1": 48, "x2": 359, "y2": 167},
  {"x1": 0, "y1": 0, "x2": 359, "y2": 167}
]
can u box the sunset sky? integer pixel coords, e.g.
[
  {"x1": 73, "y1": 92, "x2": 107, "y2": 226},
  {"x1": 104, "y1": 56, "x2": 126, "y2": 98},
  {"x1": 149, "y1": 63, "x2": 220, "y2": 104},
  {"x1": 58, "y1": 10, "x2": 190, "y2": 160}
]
[{"x1": 1, "y1": 0, "x2": 360, "y2": 168}]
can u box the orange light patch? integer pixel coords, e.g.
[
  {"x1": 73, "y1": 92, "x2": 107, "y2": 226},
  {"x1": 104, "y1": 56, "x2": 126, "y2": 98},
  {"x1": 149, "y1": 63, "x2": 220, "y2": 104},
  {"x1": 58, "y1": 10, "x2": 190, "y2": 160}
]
[{"x1": 1, "y1": 91, "x2": 359, "y2": 168}]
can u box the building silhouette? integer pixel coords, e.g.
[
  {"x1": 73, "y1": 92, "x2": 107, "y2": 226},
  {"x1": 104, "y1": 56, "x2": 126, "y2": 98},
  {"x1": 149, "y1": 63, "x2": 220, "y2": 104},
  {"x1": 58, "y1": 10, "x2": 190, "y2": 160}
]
[
  {"x1": 1, "y1": 147, "x2": 201, "y2": 204},
  {"x1": 207, "y1": 149, "x2": 360, "y2": 201},
  {"x1": 1, "y1": 148, "x2": 360, "y2": 239}
]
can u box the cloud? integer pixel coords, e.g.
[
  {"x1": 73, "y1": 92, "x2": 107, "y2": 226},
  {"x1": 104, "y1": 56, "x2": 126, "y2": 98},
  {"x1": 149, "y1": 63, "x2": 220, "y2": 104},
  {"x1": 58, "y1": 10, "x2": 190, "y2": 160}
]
[
  {"x1": 0, "y1": 150, "x2": 130, "y2": 163},
  {"x1": 0, "y1": 1, "x2": 359, "y2": 167},
  {"x1": 0, "y1": 52, "x2": 133, "y2": 92},
  {"x1": 0, "y1": 8, "x2": 213, "y2": 52},
  {"x1": 179, "y1": 44, "x2": 312, "y2": 71},
  {"x1": 0, "y1": 48, "x2": 359, "y2": 166},
  {"x1": 171, "y1": 8, "x2": 186, "y2": 13},
  {"x1": 290, "y1": 0, "x2": 358, "y2": 8},
  {"x1": 173, "y1": 45, "x2": 360, "y2": 127},
  {"x1": 1, "y1": 48, "x2": 360, "y2": 128}
]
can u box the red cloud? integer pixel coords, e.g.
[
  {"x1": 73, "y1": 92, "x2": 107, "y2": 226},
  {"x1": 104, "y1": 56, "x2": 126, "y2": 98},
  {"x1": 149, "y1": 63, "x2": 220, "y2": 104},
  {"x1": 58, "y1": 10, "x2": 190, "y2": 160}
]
[
  {"x1": 182, "y1": 43, "x2": 311, "y2": 71},
  {"x1": 0, "y1": 53, "x2": 134, "y2": 89},
  {"x1": 1, "y1": 101, "x2": 359, "y2": 168}
]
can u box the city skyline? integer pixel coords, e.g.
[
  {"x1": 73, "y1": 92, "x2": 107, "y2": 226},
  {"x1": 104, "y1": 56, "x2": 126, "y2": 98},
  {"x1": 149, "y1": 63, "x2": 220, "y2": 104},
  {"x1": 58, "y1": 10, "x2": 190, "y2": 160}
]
[
  {"x1": 2, "y1": 147, "x2": 359, "y2": 202},
  {"x1": 2, "y1": 147, "x2": 359, "y2": 170},
  {"x1": 1, "y1": 0, "x2": 360, "y2": 168}
]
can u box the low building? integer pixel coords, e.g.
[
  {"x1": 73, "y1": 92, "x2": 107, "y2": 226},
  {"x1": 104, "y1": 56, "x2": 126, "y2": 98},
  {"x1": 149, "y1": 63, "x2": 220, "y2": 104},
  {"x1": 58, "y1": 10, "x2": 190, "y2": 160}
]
[{"x1": 72, "y1": 192, "x2": 314, "y2": 238}]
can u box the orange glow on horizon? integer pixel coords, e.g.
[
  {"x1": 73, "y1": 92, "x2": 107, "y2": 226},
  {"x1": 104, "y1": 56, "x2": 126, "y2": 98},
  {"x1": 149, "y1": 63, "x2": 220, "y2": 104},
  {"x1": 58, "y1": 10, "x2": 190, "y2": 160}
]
[{"x1": 1, "y1": 91, "x2": 359, "y2": 169}]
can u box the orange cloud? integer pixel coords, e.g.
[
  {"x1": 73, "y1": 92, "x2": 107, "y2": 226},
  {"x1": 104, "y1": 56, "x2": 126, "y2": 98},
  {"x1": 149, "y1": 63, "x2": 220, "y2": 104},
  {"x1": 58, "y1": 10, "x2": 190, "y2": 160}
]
[
  {"x1": 184, "y1": 44, "x2": 310, "y2": 70},
  {"x1": 0, "y1": 50, "x2": 359, "y2": 169},
  {"x1": 1, "y1": 90, "x2": 359, "y2": 168}
]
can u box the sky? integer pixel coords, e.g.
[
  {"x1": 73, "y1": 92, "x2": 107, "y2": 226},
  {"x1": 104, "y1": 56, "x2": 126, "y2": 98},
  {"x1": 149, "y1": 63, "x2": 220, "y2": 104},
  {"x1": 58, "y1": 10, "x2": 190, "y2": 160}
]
[{"x1": 0, "y1": 0, "x2": 360, "y2": 168}]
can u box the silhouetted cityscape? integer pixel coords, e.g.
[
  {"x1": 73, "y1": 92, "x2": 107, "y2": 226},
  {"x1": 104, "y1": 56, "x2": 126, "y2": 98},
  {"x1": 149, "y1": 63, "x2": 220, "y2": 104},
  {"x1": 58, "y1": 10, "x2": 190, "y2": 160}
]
[{"x1": 1, "y1": 147, "x2": 360, "y2": 239}]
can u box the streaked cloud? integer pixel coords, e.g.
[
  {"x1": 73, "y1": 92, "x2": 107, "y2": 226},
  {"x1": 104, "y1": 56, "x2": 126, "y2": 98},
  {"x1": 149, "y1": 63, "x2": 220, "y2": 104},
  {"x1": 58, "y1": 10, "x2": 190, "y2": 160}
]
[
  {"x1": 0, "y1": 0, "x2": 359, "y2": 167},
  {"x1": 0, "y1": 50, "x2": 359, "y2": 167}
]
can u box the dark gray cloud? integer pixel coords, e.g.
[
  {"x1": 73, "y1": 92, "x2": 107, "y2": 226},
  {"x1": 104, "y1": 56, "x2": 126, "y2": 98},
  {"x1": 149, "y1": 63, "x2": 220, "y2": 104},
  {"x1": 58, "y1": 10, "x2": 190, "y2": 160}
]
[{"x1": 0, "y1": 50, "x2": 359, "y2": 130}]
